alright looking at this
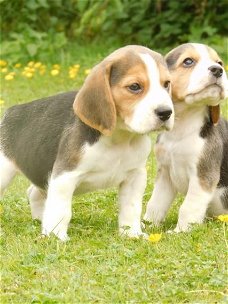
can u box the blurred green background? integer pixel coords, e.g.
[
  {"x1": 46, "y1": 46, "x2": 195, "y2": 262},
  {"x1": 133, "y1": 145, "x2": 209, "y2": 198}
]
[{"x1": 1, "y1": 0, "x2": 228, "y2": 63}]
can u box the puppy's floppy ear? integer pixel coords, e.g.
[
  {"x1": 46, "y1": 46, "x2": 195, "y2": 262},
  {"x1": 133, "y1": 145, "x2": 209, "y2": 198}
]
[{"x1": 73, "y1": 61, "x2": 116, "y2": 136}]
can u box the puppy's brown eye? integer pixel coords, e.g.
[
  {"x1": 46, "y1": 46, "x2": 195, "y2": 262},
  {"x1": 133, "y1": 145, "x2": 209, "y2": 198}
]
[
  {"x1": 128, "y1": 83, "x2": 142, "y2": 93},
  {"x1": 164, "y1": 80, "x2": 170, "y2": 90},
  {"x1": 217, "y1": 61, "x2": 223, "y2": 67},
  {"x1": 183, "y1": 58, "x2": 194, "y2": 67}
]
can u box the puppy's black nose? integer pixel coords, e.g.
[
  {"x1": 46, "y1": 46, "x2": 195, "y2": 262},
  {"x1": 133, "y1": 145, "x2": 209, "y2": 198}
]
[
  {"x1": 155, "y1": 107, "x2": 172, "y2": 122},
  {"x1": 208, "y1": 65, "x2": 223, "y2": 78}
]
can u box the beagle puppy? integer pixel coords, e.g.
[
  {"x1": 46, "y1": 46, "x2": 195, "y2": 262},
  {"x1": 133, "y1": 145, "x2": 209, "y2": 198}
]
[
  {"x1": 144, "y1": 43, "x2": 228, "y2": 232},
  {"x1": 0, "y1": 45, "x2": 174, "y2": 240}
]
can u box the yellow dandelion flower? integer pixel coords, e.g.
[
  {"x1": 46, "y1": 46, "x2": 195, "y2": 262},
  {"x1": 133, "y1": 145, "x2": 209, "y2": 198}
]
[
  {"x1": 52, "y1": 64, "x2": 60, "y2": 70},
  {"x1": 24, "y1": 72, "x2": 33, "y2": 78},
  {"x1": 39, "y1": 69, "x2": 46, "y2": 75},
  {"x1": 1, "y1": 68, "x2": 8, "y2": 73},
  {"x1": 39, "y1": 65, "x2": 46, "y2": 75},
  {"x1": 225, "y1": 65, "x2": 228, "y2": 72},
  {"x1": 69, "y1": 73, "x2": 76, "y2": 79},
  {"x1": 69, "y1": 67, "x2": 77, "y2": 73},
  {"x1": 5, "y1": 74, "x2": 14, "y2": 80},
  {"x1": 148, "y1": 233, "x2": 162, "y2": 243},
  {"x1": 0, "y1": 99, "x2": 5, "y2": 105},
  {"x1": 51, "y1": 69, "x2": 60, "y2": 76},
  {"x1": 69, "y1": 67, "x2": 78, "y2": 79},
  {"x1": 24, "y1": 67, "x2": 35, "y2": 73},
  {"x1": 217, "y1": 214, "x2": 228, "y2": 222},
  {"x1": 84, "y1": 69, "x2": 91, "y2": 75},
  {"x1": 24, "y1": 66, "x2": 31, "y2": 72},
  {"x1": 9, "y1": 72, "x2": 16, "y2": 76},
  {"x1": 34, "y1": 62, "x2": 42, "y2": 68},
  {"x1": 28, "y1": 61, "x2": 35, "y2": 67},
  {"x1": 74, "y1": 64, "x2": 80, "y2": 68},
  {"x1": 14, "y1": 63, "x2": 22, "y2": 68},
  {"x1": 0, "y1": 60, "x2": 7, "y2": 67}
]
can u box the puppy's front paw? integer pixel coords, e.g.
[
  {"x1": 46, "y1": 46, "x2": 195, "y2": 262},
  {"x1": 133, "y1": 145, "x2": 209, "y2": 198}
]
[
  {"x1": 42, "y1": 226, "x2": 70, "y2": 242},
  {"x1": 119, "y1": 226, "x2": 148, "y2": 239},
  {"x1": 167, "y1": 228, "x2": 180, "y2": 234},
  {"x1": 167, "y1": 224, "x2": 190, "y2": 234},
  {"x1": 143, "y1": 213, "x2": 153, "y2": 224},
  {"x1": 143, "y1": 213, "x2": 163, "y2": 227},
  {"x1": 55, "y1": 230, "x2": 70, "y2": 242}
]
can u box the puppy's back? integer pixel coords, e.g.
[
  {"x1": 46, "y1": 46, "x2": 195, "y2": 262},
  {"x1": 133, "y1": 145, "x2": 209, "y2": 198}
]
[{"x1": 0, "y1": 91, "x2": 77, "y2": 188}]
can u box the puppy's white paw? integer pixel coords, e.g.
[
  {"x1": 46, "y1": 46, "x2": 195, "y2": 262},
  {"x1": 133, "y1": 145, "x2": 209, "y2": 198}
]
[
  {"x1": 56, "y1": 230, "x2": 70, "y2": 242},
  {"x1": 167, "y1": 228, "x2": 180, "y2": 234},
  {"x1": 119, "y1": 227, "x2": 148, "y2": 239},
  {"x1": 143, "y1": 214, "x2": 163, "y2": 227},
  {"x1": 167, "y1": 224, "x2": 190, "y2": 234},
  {"x1": 42, "y1": 226, "x2": 70, "y2": 242}
]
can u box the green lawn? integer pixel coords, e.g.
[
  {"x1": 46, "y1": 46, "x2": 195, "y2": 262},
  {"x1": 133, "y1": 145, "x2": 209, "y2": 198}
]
[{"x1": 1, "y1": 44, "x2": 228, "y2": 303}]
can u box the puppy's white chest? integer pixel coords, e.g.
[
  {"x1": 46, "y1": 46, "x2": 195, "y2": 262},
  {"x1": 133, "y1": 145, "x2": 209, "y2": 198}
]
[
  {"x1": 75, "y1": 135, "x2": 150, "y2": 193},
  {"x1": 78, "y1": 152, "x2": 128, "y2": 192},
  {"x1": 156, "y1": 133, "x2": 204, "y2": 194}
]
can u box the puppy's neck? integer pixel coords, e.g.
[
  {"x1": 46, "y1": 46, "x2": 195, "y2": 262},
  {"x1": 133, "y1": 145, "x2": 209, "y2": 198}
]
[
  {"x1": 172, "y1": 102, "x2": 212, "y2": 136},
  {"x1": 102, "y1": 119, "x2": 140, "y2": 144}
]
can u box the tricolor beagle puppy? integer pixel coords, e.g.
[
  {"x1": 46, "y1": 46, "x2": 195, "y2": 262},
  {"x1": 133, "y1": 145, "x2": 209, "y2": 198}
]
[
  {"x1": 144, "y1": 43, "x2": 228, "y2": 232},
  {"x1": 0, "y1": 45, "x2": 174, "y2": 240}
]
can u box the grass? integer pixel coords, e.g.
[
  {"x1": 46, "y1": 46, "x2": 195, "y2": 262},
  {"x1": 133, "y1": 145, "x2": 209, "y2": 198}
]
[{"x1": 1, "y1": 44, "x2": 228, "y2": 303}]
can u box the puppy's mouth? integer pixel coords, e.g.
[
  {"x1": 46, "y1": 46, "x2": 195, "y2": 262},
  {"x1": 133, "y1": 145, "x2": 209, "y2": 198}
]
[
  {"x1": 185, "y1": 83, "x2": 225, "y2": 105},
  {"x1": 151, "y1": 120, "x2": 173, "y2": 132},
  {"x1": 187, "y1": 83, "x2": 223, "y2": 97}
]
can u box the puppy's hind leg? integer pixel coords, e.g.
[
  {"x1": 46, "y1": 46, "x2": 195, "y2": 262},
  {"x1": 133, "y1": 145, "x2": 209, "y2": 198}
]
[
  {"x1": 27, "y1": 185, "x2": 46, "y2": 221},
  {"x1": 207, "y1": 188, "x2": 228, "y2": 217},
  {"x1": 0, "y1": 151, "x2": 17, "y2": 199}
]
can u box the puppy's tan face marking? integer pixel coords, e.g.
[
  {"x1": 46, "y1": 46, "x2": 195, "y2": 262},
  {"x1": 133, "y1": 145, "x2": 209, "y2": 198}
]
[
  {"x1": 110, "y1": 54, "x2": 150, "y2": 120},
  {"x1": 166, "y1": 43, "x2": 228, "y2": 105},
  {"x1": 166, "y1": 45, "x2": 198, "y2": 102}
]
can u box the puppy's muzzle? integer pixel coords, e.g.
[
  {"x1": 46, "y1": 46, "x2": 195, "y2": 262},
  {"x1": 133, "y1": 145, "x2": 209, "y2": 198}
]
[
  {"x1": 155, "y1": 107, "x2": 173, "y2": 122},
  {"x1": 208, "y1": 65, "x2": 223, "y2": 78}
]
